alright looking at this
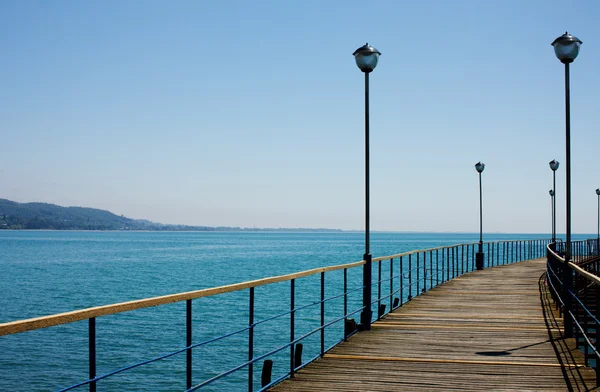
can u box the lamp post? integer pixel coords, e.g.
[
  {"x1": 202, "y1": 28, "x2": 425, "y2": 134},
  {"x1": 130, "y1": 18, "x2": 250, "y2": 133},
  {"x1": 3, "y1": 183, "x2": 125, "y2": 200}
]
[
  {"x1": 596, "y1": 188, "x2": 600, "y2": 252},
  {"x1": 549, "y1": 159, "x2": 559, "y2": 245},
  {"x1": 552, "y1": 31, "x2": 582, "y2": 339},
  {"x1": 353, "y1": 43, "x2": 380, "y2": 331},
  {"x1": 549, "y1": 189, "x2": 555, "y2": 244},
  {"x1": 475, "y1": 161, "x2": 485, "y2": 270}
]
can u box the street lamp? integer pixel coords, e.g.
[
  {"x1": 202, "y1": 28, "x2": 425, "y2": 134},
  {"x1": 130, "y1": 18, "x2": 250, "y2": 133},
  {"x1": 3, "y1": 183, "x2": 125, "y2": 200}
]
[
  {"x1": 353, "y1": 43, "x2": 380, "y2": 330},
  {"x1": 475, "y1": 161, "x2": 485, "y2": 270},
  {"x1": 552, "y1": 31, "x2": 582, "y2": 339},
  {"x1": 549, "y1": 189, "x2": 555, "y2": 245},
  {"x1": 549, "y1": 159, "x2": 559, "y2": 244},
  {"x1": 596, "y1": 188, "x2": 600, "y2": 253}
]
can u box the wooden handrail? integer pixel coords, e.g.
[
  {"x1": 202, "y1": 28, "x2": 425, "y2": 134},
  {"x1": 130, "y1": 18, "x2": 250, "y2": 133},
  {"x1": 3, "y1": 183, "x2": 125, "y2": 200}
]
[
  {"x1": 372, "y1": 243, "x2": 475, "y2": 263},
  {"x1": 1, "y1": 238, "x2": 551, "y2": 337},
  {"x1": 546, "y1": 242, "x2": 599, "y2": 285},
  {"x1": 0, "y1": 260, "x2": 365, "y2": 336},
  {"x1": 373, "y1": 239, "x2": 547, "y2": 263},
  {"x1": 568, "y1": 262, "x2": 600, "y2": 285}
]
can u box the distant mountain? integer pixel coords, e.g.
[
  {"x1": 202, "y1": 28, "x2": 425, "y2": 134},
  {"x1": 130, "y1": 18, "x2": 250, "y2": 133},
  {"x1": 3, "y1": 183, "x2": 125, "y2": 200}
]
[
  {"x1": 0, "y1": 199, "x2": 163, "y2": 230},
  {"x1": 0, "y1": 199, "x2": 342, "y2": 232}
]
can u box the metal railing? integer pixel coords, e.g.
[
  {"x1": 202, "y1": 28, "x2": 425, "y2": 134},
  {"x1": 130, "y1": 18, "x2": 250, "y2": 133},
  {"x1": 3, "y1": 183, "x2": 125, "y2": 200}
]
[
  {"x1": 546, "y1": 239, "x2": 600, "y2": 386},
  {"x1": 0, "y1": 238, "x2": 550, "y2": 391}
]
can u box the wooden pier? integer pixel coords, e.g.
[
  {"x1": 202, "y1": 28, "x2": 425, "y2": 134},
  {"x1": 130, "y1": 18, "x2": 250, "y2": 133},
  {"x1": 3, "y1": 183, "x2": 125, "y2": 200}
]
[{"x1": 271, "y1": 258, "x2": 598, "y2": 391}]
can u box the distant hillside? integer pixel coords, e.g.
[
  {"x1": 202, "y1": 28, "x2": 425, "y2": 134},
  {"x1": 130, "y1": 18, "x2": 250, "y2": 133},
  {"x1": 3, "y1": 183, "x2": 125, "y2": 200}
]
[
  {"x1": 0, "y1": 199, "x2": 342, "y2": 232},
  {"x1": 0, "y1": 199, "x2": 212, "y2": 231}
]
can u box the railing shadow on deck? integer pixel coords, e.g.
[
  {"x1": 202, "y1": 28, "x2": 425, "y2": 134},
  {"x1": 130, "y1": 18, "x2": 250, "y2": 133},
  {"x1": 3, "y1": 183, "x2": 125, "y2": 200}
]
[
  {"x1": 546, "y1": 239, "x2": 600, "y2": 387},
  {"x1": 0, "y1": 238, "x2": 551, "y2": 391}
]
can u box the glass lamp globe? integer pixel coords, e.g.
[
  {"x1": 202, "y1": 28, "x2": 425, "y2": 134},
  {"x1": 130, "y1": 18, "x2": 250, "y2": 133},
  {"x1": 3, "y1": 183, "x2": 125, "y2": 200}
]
[
  {"x1": 549, "y1": 160, "x2": 559, "y2": 171},
  {"x1": 551, "y1": 32, "x2": 582, "y2": 64},
  {"x1": 475, "y1": 162, "x2": 485, "y2": 173},
  {"x1": 353, "y1": 43, "x2": 381, "y2": 73}
]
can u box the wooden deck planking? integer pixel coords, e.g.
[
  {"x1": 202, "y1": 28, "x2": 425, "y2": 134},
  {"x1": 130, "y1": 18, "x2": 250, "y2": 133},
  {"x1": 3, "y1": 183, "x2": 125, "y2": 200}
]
[{"x1": 271, "y1": 258, "x2": 598, "y2": 391}]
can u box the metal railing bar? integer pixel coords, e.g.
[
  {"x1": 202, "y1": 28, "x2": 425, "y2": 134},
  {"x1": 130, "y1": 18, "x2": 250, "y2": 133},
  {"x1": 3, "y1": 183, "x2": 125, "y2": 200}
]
[
  {"x1": 60, "y1": 340, "x2": 197, "y2": 391},
  {"x1": 569, "y1": 290, "x2": 600, "y2": 325},
  {"x1": 190, "y1": 316, "x2": 363, "y2": 392},
  {"x1": 247, "y1": 284, "x2": 364, "y2": 331}
]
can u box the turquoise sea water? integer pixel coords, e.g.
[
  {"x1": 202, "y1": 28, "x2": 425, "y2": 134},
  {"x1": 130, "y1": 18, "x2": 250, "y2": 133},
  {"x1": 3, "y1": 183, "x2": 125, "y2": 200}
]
[{"x1": 0, "y1": 231, "x2": 586, "y2": 391}]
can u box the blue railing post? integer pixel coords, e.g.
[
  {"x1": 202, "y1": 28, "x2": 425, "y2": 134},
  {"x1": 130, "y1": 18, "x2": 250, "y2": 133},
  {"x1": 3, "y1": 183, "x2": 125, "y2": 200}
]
[
  {"x1": 429, "y1": 251, "x2": 433, "y2": 288},
  {"x1": 563, "y1": 260, "x2": 573, "y2": 338},
  {"x1": 343, "y1": 268, "x2": 348, "y2": 341},
  {"x1": 320, "y1": 272, "x2": 325, "y2": 356},
  {"x1": 453, "y1": 246, "x2": 457, "y2": 276},
  {"x1": 446, "y1": 248, "x2": 450, "y2": 282},
  {"x1": 416, "y1": 253, "x2": 420, "y2": 295},
  {"x1": 453, "y1": 247, "x2": 457, "y2": 277},
  {"x1": 596, "y1": 286, "x2": 600, "y2": 386},
  {"x1": 186, "y1": 300, "x2": 193, "y2": 390},
  {"x1": 89, "y1": 317, "x2": 96, "y2": 392},
  {"x1": 377, "y1": 260, "x2": 382, "y2": 320},
  {"x1": 248, "y1": 289, "x2": 254, "y2": 392},
  {"x1": 435, "y1": 250, "x2": 439, "y2": 285},
  {"x1": 399, "y1": 256, "x2": 404, "y2": 304},
  {"x1": 583, "y1": 279, "x2": 588, "y2": 362},
  {"x1": 290, "y1": 279, "x2": 295, "y2": 377},
  {"x1": 408, "y1": 254, "x2": 413, "y2": 300},
  {"x1": 422, "y1": 252, "x2": 426, "y2": 292},
  {"x1": 389, "y1": 258, "x2": 393, "y2": 311}
]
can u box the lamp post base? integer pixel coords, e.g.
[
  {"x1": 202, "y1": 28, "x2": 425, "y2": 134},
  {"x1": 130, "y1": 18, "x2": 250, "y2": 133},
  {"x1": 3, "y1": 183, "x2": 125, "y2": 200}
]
[{"x1": 476, "y1": 252, "x2": 484, "y2": 270}]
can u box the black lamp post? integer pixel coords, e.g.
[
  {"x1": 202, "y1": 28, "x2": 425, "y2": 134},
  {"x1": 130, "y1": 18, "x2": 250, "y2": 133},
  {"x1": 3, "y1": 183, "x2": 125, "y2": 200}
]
[
  {"x1": 549, "y1": 159, "x2": 559, "y2": 244},
  {"x1": 549, "y1": 189, "x2": 555, "y2": 245},
  {"x1": 596, "y1": 188, "x2": 600, "y2": 253},
  {"x1": 475, "y1": 161, "x2": 485, "y2": 270},
  {"x1": 353, "y1": 43, "x2": 380, "y2": 331},
  {"x1": 552, "y1": 31, "x2": 582, "y2": 339}
]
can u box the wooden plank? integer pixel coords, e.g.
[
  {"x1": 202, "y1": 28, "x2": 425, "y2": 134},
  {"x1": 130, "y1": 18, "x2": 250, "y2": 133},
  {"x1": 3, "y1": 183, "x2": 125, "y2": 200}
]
[{"x1": 271, "y1": 258, "x2": 598, "y2": 391}]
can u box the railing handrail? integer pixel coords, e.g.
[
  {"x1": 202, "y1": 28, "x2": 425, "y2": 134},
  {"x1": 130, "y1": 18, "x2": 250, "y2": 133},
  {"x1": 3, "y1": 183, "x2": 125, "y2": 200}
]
[
  {"x1": 547, "y1": 243, "x2": 566, "y2": 262},
  {"x1": 568, "y1": 261, "x2": 600, "y2": 285},
  {"x1": 546, "y1": 242, "x2": 600, "y2": 285},
  {"x1": 0, "y1": 259, "x2": 364, "y2": 336},
  {"x1": 372, "y1": 242, "x2": 474, "y2": 262},
  {"x1": 0, "y1": 238, "x2": 550, "y2": 337},
  {"x1": 372, "y1": 238, "x2": 540, "y2": 263}
]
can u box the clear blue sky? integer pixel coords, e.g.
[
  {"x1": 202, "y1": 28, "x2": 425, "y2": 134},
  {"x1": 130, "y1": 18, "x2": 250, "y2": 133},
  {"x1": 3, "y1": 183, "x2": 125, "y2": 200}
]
[{"x1": 1, "y1": 0, "x2": 599, "y2": 233}]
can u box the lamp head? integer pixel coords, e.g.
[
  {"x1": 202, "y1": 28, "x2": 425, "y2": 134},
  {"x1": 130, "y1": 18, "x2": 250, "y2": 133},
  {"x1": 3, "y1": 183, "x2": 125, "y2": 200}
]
[
  {"x1": 353, "y1": 43, "x2": 381, "y2": 73},
  {"x1": 474, "y1": 161, "x2": 485, "y2": 173},
  {"x1": 549, "y1": 159, "x2": 559, "y2": 171},
  {"x1": 551, "y1": 32, "x2": 582, "y2": 64}
]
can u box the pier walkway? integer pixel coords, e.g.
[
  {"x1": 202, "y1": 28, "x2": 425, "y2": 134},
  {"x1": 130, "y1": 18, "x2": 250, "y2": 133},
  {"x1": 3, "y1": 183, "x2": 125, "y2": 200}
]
[{"x1": 271, "y1": 258, "x2": 598, "y2": 391}]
